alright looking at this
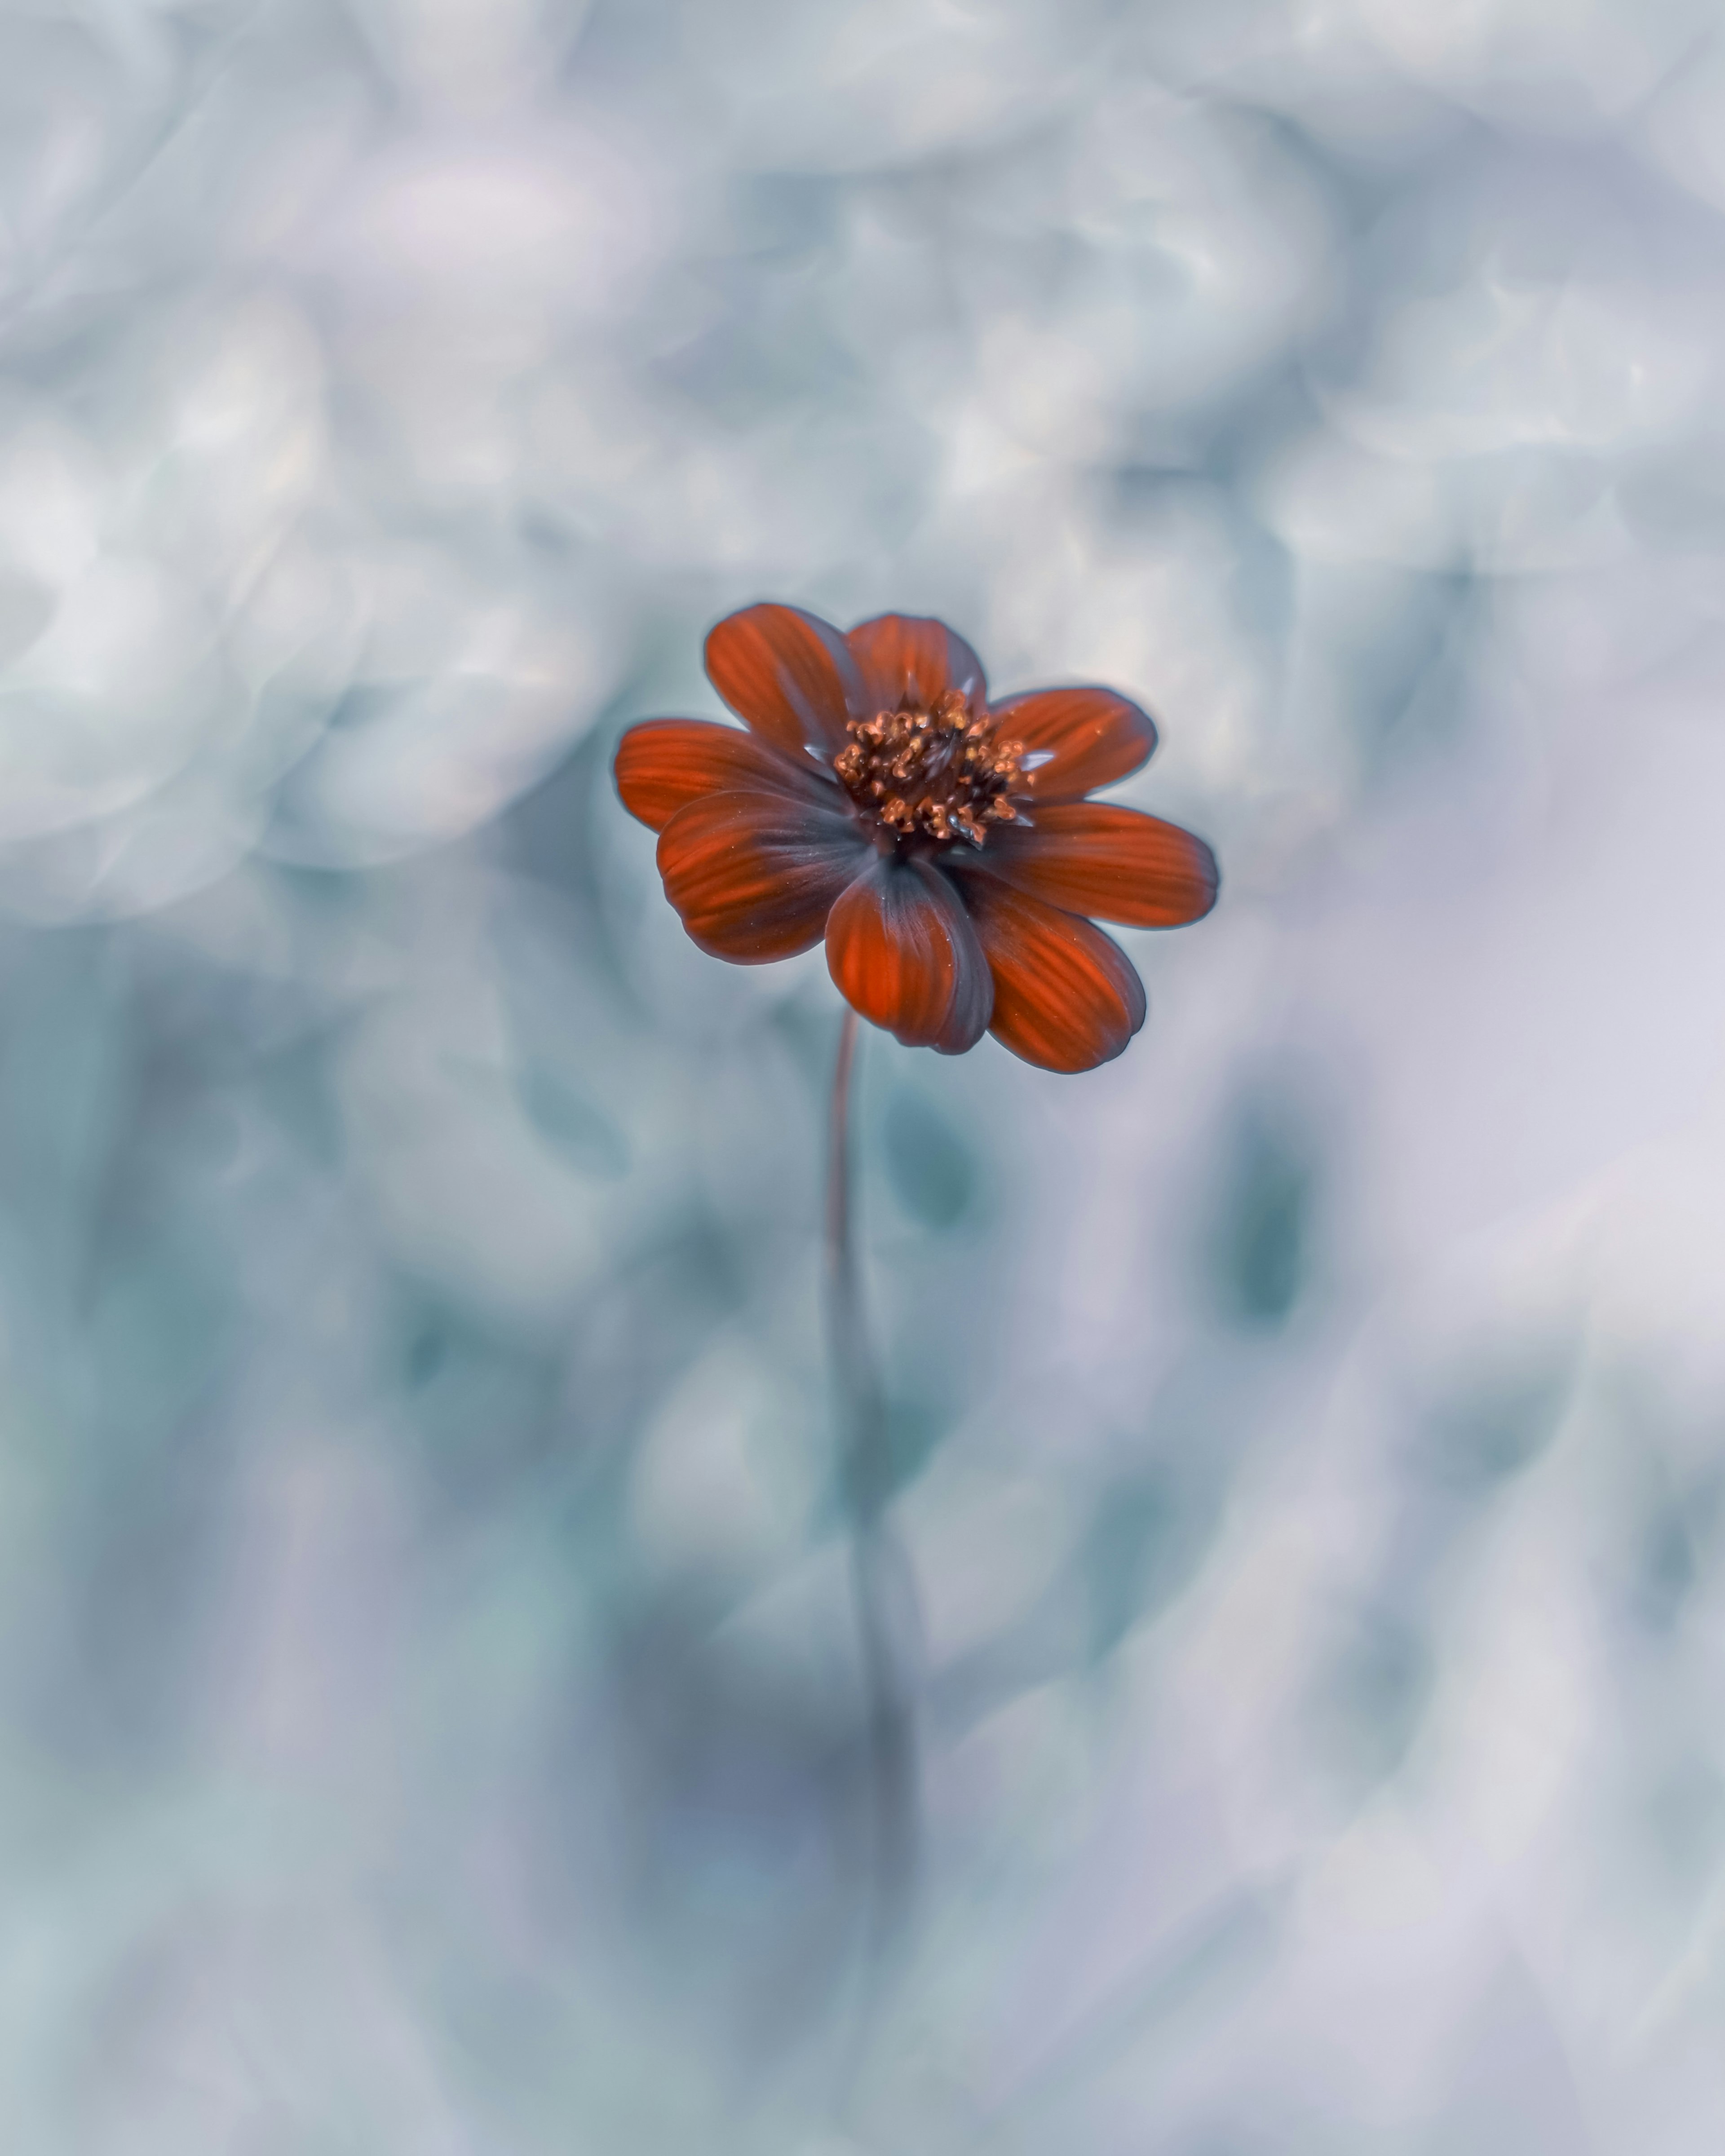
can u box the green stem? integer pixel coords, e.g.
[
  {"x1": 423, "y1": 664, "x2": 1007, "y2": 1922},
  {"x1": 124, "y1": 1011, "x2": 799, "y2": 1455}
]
[{"x1": 825, "y1": 1007, "x2": 918, "y2": 1971}]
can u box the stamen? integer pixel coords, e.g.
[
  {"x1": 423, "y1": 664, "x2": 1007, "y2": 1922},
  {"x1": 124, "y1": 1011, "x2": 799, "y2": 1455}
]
[{"x1": 833, "y1": 688, "x2": 1031, "y2": 848}]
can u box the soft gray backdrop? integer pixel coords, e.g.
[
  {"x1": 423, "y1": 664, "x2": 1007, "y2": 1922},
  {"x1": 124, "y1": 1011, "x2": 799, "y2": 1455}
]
[{"x1": 2, "y1": 0, "x2": 1725, "y2": 2148}]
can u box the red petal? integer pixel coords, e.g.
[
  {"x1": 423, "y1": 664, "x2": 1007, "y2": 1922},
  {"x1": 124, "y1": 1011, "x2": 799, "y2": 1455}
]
[
  {"x1": 846, "y1": 614, "x2": 987, "y2": 717},
  {"x1": 991, "y1": 686, "x2": 1157, "y2": 801},
  {"x1": 825, "y1": 858, "x2": 992, "y2": 1053},
  {"x1": 983, "y1": 804, "x2": 1218, "y2": 928},
  {"x1": 656, "y1": 792, "x2": 868, "y2": 963},
  {"x1": 615, "y1": 719, "x2": 837, "y2": 834},
  {"x1": 703, "y1": 605, "x2": 867, "y2": 757},
  {"x1": 961, "y1": 875, "x2": 1146, "y2": 1073}
]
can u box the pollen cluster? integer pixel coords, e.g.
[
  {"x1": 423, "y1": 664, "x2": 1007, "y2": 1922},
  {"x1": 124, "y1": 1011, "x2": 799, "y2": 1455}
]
[{"x1": 834, "y1": 689, "x2": 1031, "y2": 846}]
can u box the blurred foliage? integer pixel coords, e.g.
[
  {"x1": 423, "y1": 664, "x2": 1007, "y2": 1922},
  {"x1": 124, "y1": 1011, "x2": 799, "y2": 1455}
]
[
  {"x1": 0, "y1": 0, "x2": 1720, "y2": 2150},
  {"x1": 1209, "y1": 1103, "x2": 1316, "y2": 1329},
  {"x1": 883, "y1": 1085, "x2": 977, "y2": 1232}
]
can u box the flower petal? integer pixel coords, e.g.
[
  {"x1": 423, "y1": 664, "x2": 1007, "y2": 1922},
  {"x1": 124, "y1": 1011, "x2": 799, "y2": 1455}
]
[
  {"x1": 704, "y1": 605, "x2": 867, "y2": 757},
  {"x1": 991, "y1": 686, "x2": 1157, "y2": 801},
  {"x1": 846, "y1": 614, "x2": 988, "y2": 717},
  {"x1": 656, "y1": 791, "x2": 869, "y2": 963},
  {"x1": 825, "y1": 857, "x2": 992, "y2": 1053},
  {"x1": 961, "y1": 874, "x2": 1146, "y2": 1073},
  {"x1": 615, "y1": 718, "x2": 838, "y2": 834},
  {"x1": 981, "y1": 803, "x2": 1218, "y2": 928}
]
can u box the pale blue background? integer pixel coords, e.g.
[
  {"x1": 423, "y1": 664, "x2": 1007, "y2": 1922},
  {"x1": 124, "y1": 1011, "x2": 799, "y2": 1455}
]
[{"x1": 2, "y1": 0, "x2": 1725, "y2": 2148}]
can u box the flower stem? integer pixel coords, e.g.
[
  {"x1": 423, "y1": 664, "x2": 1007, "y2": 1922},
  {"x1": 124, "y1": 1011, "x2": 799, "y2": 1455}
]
[{"x1": 825, "y1": 1006, "x2": 919, "y2": 1976}]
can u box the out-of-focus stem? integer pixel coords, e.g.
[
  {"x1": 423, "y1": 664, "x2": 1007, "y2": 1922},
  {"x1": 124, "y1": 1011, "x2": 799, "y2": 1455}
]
[{"x1": 825, "y1": 1006, "x2": 918, "y2": 1971}]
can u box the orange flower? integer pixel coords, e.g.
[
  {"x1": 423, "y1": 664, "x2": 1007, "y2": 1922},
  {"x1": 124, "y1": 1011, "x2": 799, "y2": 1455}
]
[{"x1": 615, "y1": 605, "x2": 1218, "y2": 1072}]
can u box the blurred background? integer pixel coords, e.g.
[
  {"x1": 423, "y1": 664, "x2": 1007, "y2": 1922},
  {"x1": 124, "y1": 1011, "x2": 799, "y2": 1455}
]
[{"x1": 3, "y1": 0, "x2": 1725, "y2": 2147}]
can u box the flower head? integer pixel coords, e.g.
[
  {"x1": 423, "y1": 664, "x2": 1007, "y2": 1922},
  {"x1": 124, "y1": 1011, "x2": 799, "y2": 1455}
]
[{"x1": 614, "y1": 605, "x2": 1218, "y2": 1072}]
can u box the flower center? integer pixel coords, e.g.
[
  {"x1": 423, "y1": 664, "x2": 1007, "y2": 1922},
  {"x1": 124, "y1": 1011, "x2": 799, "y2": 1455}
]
[{"x1": 832, "y1": 689, "x2": 1031, "y2": 847}]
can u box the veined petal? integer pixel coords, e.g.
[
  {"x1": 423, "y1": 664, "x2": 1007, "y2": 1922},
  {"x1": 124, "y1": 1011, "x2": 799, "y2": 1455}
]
[
  {"x1": 991, "y1": 686, "x2": 1157, "y2": 801},
  {"x1": 615, "y1": 718, "x2": 838, "y2": 835},
  {"x1": 704, "y1": 605, "x2": 867, "y2": 757},
  {"x1": 982, "y1": 804, "x2": 1219, "y2": 928},
  {"x1": 961, "y1": 874, "x2": 1146, "y2": 1074},
  {"x1": 825, "y1": 857, "x2": 992, "y2": 1053},
  {"x1": 656, "y1": 791, "x2": 869, "y2": 963},
  {"x1": 847, "y1": 614, "x2": 987, "y2": 717}
]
